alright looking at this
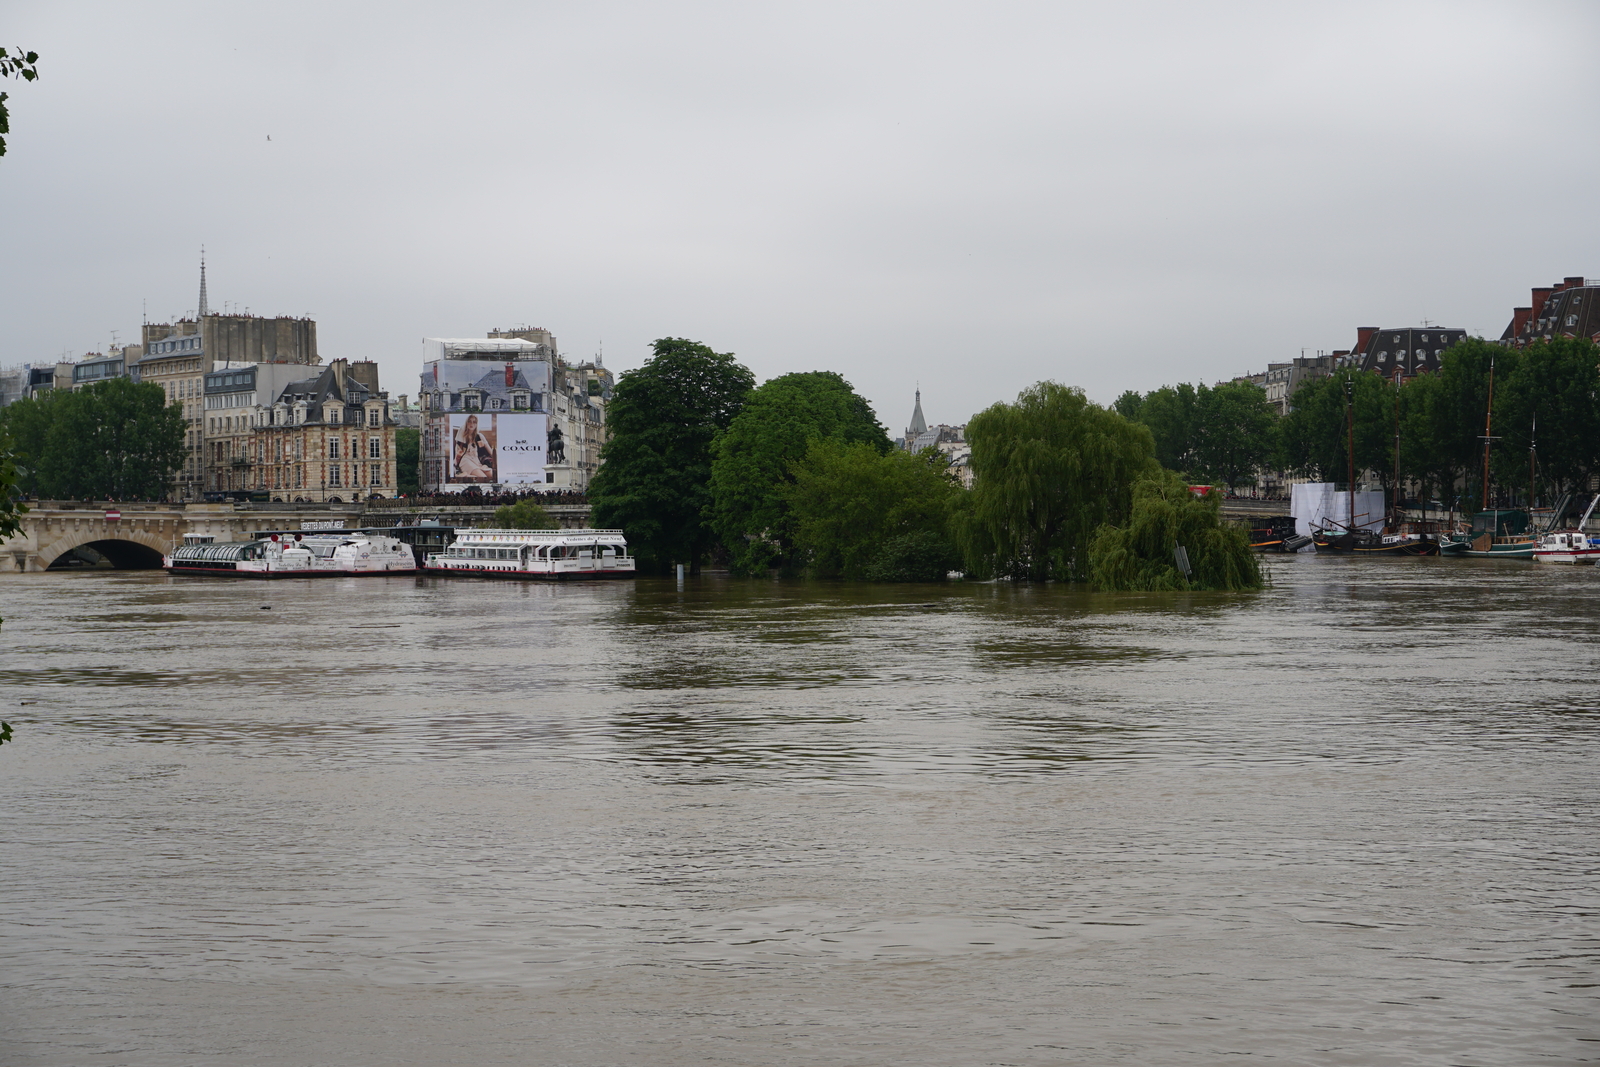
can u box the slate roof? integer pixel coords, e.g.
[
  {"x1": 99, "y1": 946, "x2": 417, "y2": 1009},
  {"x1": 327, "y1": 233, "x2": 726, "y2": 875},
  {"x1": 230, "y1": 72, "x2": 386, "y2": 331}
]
[
  {"x1": 1502, "y1": 283, "x2": 1600, "y2": 345},
  {"x1": 1357, "y1": 327, "x2": 1468, "y2": 377}
]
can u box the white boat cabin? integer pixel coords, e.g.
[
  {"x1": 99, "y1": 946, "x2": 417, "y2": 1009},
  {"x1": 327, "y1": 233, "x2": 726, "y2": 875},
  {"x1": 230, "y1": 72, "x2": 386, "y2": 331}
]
[{"x1": 425, "y1": 528, "x2": 635, "y2": 579}]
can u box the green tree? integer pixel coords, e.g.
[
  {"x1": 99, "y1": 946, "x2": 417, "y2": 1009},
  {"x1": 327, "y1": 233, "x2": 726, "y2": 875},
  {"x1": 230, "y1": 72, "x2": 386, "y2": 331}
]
[
  {"x1": 786, "y1": 440, "x2": 961, "y2": 579},
  {"x1": 0, "y1": 380, "x2": 185, "y2": 499},
  {"x1": 589, "y1": 338, "x2": 755, "y2": 574},
  {"x1": 1191, "y1": 380, "x2": 1275, "y2": 488},
  {"x1": 1135, "y1": 382, "x2": 1200, "y2": 472},
  {"x1": 961, "y1": 382, "x2": 1157, "y2": 582},
  {"x1": 1089, "y1": 471, "x2": 1261, "y2": 591},
  {"x1": 395, "y1": 426, "x2": 419, "y2": 495},
  {"x1": 493, "y1": 499, "x2": 557, "y2": 529},
  {"x1": 1490, "y1": 338, "x2": 1600, "y2": 503},
  {"x1": 710, "y1": 371, "x2": 890, "y2": 575},
  {"x1": 1275, "y1": 369, "x2": 1394, "y2": 487},
  {"x1": 0, "y1": 45, "x2": 40, "y2": 159}
]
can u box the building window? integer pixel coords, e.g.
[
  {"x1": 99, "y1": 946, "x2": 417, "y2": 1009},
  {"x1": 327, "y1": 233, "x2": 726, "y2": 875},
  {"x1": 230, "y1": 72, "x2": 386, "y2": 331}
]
[
  {"x1": 368, "y1": 437, "x2": 381, "y2": 459},
  {"x1": 329, "y1": 465, "x2": 341, "y2": 488},
  {"x1": 329, "y1": 439, "x2": 340, "y2": 459},
  {"x1": 370, "y1": 463, "x2": 382, "y2": 486},
  {"x1": 368, "y1": 409, "x2": 380, "y2": 427},
  {"x1": 327, "y1": 407, "x2": 340, "y2": 424}
]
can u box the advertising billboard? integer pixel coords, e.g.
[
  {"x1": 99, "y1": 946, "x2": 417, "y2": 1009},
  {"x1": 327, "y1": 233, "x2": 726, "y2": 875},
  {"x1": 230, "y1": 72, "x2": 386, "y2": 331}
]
[
  {"x1": 421, "y1": 359, "x2": 551, "y2": 411},
  {"x1": 444, "y1": 412, "x2": 547, "y2": 487}
]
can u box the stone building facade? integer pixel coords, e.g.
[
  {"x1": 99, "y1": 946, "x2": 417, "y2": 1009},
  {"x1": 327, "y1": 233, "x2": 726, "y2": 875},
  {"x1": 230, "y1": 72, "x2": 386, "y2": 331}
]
[{"x1": 257, "y1": 359, "x2": 398, "y2": 502}]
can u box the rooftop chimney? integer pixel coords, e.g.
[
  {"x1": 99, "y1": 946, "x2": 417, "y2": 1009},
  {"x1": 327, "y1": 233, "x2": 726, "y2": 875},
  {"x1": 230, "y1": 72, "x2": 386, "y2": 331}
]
[
  {"x1": 347, "y1": 360, "x2": 380, "y2": 392},
  {"x1": 1532, "y1": 287, "x2": 1555, "y2": 318},
  {"x1": 1355, "y1": 326, "x2": 1378, "y2": 353},
  {"x1": 505, "y1": 362, "x2": 515, "y2": 387},
  {"x1": 1511, "y1": 307, "x2": 1532, "y2": 337},
  {"x1": 1565, "y1": 276, "x2": 1587, "y2": 290}
]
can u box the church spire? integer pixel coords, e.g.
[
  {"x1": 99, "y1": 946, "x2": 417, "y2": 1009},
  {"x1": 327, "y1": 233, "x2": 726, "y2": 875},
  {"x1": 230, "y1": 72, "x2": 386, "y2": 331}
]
[
  {"x1": 908, "y1": 387, "x2": 927, "y2": 438},
  {"x1": 197, "y1": 249, "x2": 209, "y2": 319}
]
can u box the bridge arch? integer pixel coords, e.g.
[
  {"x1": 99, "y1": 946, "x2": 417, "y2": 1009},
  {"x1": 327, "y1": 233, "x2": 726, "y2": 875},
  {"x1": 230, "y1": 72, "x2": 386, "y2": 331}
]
[{"x1": 37, "y1": 528, "x2": 173, "y2": 571}]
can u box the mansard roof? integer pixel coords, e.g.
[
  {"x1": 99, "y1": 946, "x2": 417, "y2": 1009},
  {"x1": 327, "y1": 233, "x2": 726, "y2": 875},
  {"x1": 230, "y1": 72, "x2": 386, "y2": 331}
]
[
  {"x1": 1502, "y1": 280, "x2": 1600, "y2": 345},
  {"x1": 1358, "y1": 327, "x2": 1468, "y2": 377}
]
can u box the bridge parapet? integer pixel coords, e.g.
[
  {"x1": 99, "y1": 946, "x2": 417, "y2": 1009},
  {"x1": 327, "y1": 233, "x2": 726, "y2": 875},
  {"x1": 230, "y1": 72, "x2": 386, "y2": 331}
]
[{"x1": 1, "y1": 500, "x2": 596, "y2": 572}]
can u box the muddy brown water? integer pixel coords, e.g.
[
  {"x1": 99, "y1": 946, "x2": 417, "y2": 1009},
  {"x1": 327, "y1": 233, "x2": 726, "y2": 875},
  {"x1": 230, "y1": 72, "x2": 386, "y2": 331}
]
[{"x1": 1, "y1": 558, "x2": 1597, "y2": 1065}]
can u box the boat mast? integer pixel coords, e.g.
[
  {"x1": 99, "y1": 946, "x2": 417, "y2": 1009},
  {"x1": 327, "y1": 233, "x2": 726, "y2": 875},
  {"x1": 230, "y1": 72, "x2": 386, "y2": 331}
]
[
  {"x1": 1345, "y1": 376, "x2": 1356, "y2": 533},
  {"x1": 1392, "y1": 367, "x2": 1402, "y2": 530},
  {"x1": 1480, "y1": 354, "x2": 1497, "y2": 513},
  {"x1": 1528, "y1": 412, "x2": 1537, "y2": 512}
]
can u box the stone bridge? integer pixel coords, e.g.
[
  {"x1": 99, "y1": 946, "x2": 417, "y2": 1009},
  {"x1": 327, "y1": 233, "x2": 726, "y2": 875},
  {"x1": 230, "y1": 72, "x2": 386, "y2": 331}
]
[{"x1": 0, "y1": 500, "x2": 594, "y2": 573}]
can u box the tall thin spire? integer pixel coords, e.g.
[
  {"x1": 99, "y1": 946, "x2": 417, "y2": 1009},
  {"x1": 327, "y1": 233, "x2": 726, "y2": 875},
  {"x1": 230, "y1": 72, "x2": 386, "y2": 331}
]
[
  {"x1": 908, "y1": 387, "x2": 927, "y2": 437},
  {"x1": 197, "y1": 249, "x2": 209, "y2": 319}
]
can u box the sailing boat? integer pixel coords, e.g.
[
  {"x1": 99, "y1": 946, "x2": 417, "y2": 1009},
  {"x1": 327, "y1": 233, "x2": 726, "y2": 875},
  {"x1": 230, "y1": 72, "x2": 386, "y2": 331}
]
[
  {"x1": 1440, "y1": 362, "x2": 1540, "y2": 558},
  {"x1": 1312, "y1": 375, "x2": 1438, "y2": 555}
]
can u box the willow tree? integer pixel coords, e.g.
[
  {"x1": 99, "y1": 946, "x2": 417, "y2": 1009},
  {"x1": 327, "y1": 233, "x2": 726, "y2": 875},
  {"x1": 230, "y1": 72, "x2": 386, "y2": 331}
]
[
  {"x1": 961, "y1": 382, "x2": 1156, "y2": 581},
  {"x1": 1089, "y1": 471, "x2": 1261, "y2": 591}
]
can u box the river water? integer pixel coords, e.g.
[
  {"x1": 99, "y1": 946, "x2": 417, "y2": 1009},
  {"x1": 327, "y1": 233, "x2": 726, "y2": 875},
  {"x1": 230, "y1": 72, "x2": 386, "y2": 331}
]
[{"x1": 0, "y1": 558, "x2": 1597, "y2": 1066}]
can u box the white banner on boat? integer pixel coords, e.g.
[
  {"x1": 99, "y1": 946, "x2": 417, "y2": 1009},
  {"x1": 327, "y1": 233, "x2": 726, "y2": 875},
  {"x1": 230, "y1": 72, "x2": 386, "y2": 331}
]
[{"x1": 1291, "y1": 483, "x2": 1385, "y2": 537}]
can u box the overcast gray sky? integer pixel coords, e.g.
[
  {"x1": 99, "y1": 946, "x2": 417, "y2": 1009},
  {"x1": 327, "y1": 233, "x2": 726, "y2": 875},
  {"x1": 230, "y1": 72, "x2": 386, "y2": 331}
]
[{"x1": 3, "y1": 1, "x2": 1597, "y2": 434}]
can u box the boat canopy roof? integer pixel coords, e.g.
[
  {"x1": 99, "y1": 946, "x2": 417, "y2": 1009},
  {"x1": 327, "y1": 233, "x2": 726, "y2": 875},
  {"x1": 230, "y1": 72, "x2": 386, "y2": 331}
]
[
  {"x1": 170, "y1": 540, "x2": 266, "y2": 562},
  {"x1": 450, "y1": 527, "x2": 628, "y2": 548}
]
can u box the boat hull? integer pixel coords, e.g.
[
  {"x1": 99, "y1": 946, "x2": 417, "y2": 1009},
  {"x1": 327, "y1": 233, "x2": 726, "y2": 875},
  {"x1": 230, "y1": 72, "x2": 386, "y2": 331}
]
[
  {"x1": 164, "y1": 562, "x2": 419, "y2": 578},
  {"x1": 422, "y1": 563, "x2": 636, "y2": 581},
  {"x1": 1313, "y1": 537, "x2": 1439, "y2": 556}
]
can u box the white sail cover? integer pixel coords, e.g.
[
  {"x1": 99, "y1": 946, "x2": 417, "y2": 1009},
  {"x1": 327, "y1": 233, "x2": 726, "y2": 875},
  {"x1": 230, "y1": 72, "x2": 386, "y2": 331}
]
[{"x1": 1291, "y1": 483, "x2": 1385, "y2": 536}]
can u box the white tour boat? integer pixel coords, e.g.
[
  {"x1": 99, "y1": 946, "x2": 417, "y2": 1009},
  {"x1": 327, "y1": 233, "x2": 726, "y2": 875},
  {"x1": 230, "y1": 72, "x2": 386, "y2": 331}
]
[
  {"x1": 164, "y1": 533, "x2": 418, "y2": 577},
  {"x1": 1533, "y1": 494, "x2": 1600, "y2": 565},
  {"x1": 423, "y1": 528, "x2": 636, "y2": 580}
]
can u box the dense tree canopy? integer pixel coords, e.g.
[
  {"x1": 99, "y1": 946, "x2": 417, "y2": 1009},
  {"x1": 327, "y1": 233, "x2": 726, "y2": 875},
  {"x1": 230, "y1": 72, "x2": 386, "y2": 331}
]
[
  {"x1": 1117, "y1": 380, "x2": 1275, "y2": 487},
  {"x1": 1275, "y1": 369, "x2": 1396, "y2": 488},
  {"x1": 1089, "y1": 472, "x2": 1261, "y2": 591},
  {"x1": 962, "y1": 382, "x2": 1156, "y2": 582},
  {"x1": 1487, "y1": 338, "x2": 1600, "y2": 502},
  {"x1": 395, "y1": 426, "x2": 420, "y2": 495},
  {"x1": 493, "y1": 499, "x2": 556, "y2": 530},
  {"x1": 589, "y1": 338, "x2": 755, "y2": 574},
  {"x1": 786, "y1": 440, "x2": 962, "y2": 580},
  {"x1": 0, "y1": 379, "x2": 185, "y2": 500},
  {"x1": 710, "y1": 371, "x2": 890, "y2": 575}
]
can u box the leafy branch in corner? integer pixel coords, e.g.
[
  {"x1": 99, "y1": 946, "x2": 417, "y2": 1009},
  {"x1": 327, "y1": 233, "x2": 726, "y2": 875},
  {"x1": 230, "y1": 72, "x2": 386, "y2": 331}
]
[{"x1": 0, "y1": 45, "x2": 41, "y2": 158}]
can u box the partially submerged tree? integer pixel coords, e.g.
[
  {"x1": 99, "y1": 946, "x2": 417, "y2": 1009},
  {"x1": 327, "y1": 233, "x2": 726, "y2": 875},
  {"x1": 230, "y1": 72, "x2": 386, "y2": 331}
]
[
  {"x1": 589, "y1": 338, "x2": 755, "y2": 574},
  {"x1": 962, "y1": 382, "x2": 1156, "y2": 581},
  {"x1": 787, "y1": 440, "x2": 961, "y2": 580},
  {"x1": 710, "y1": 371, "x2": 889, "y2": 574},
  {"x1": 1088, "y1": 471, "x2": 1261, "y2": 591}
]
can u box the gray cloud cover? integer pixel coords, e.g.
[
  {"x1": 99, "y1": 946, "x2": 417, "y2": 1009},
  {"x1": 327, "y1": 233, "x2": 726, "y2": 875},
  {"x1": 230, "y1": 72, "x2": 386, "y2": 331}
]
[{"x1": 3, "y1": 0, "x2": 1597, "y2": 432}]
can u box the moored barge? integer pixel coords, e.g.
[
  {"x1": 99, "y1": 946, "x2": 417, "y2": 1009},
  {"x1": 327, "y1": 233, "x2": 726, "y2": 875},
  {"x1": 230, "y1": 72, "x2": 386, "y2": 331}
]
[
  {"x1": 164, "y1": 533, "x2": 418, "y2": 577},
  {"x1": 423, "y1": 528, "x2": 636, "y2": 580}
]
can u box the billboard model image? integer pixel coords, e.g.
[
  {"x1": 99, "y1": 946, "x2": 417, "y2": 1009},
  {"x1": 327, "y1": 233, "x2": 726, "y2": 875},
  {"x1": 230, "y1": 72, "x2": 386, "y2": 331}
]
[{"x1": 445, "y1": 412, "x2": 547, "y2": 487}]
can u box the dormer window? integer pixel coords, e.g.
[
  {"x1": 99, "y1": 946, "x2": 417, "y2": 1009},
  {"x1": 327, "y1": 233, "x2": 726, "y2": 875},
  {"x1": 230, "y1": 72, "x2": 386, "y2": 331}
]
[
  {"x1": 513, "y1": 392, "x2": 529, "y2": 410},
  {"x1": 327, "y1": 407, "x2": 340, "y2": 424},
  {"x1": 490, "y1": 397, "x2": 504, "y2": 410},
  {"x1": 368, "y1": 408, "x2": 380, "y2": 426}
]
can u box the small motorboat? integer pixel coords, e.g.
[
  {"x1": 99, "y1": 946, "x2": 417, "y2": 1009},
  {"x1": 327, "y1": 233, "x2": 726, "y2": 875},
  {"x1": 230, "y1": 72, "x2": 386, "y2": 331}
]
[{"x1": 1531, "y1": 495, "x2": 1600, "y2": 565}]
